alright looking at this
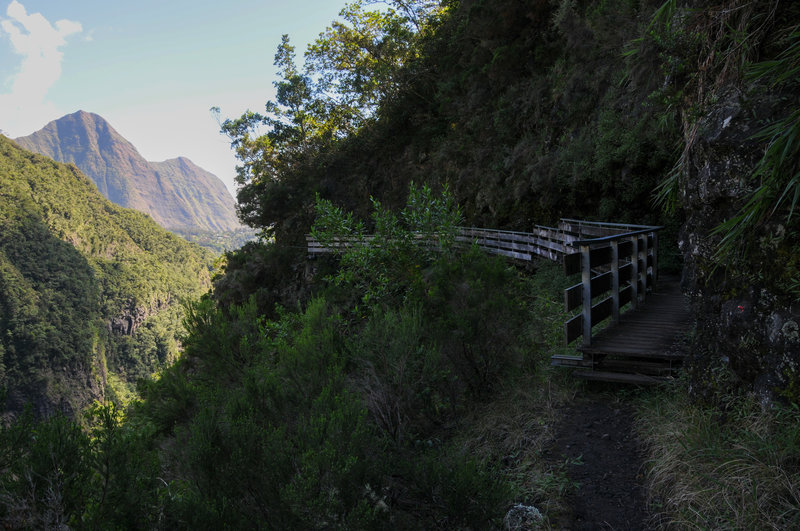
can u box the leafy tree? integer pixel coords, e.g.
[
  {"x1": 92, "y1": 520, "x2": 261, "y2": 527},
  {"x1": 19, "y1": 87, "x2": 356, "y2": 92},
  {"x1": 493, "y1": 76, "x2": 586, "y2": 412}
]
[
  {"x1": 217, "y1": 1, "x2": 440, "y2": 241},
  {"x1": 216, "y1": 35, "x2": 326, "y2": 237},
  {"x1": 312, "y1": 183, "x2": 462, "y2": 311},
  {"x1": 306, "y1": 0, "x2": 442, "y2": 121}
]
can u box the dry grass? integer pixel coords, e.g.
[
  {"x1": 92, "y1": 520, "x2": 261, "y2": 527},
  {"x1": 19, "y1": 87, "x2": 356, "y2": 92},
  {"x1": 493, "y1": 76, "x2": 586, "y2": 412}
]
[{"x1": 636, "y1": 388, "x2": 800, "y2": 529}]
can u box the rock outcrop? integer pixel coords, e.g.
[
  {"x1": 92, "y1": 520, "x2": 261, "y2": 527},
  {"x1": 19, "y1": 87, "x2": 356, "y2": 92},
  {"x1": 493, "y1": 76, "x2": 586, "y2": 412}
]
[{"x1": 679, "y1": 87, "x2": 800, "y2": 402}]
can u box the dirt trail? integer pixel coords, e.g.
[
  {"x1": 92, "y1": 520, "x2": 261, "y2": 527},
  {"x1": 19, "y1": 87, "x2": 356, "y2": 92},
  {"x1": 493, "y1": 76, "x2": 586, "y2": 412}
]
[{"x1": 543, "y1": 392, "x2": 651, "y2": 529}]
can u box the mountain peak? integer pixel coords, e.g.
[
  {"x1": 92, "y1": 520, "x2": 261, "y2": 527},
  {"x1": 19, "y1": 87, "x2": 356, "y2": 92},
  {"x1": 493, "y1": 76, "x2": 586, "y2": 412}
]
[
  {"x1": 15, "y1": 112, "x2": 242, "y2": 232},
  {"x1": 52, "y1": 110, "x2": 113, "y2": 130},
  {"x1": 71, "y1": 109, "x2": 100, "y2": 119}
]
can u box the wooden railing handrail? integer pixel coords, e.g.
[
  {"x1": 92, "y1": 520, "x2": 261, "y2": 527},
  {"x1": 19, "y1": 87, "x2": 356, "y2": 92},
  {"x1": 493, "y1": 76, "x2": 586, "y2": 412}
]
[
  {"x1": 306, "y1": 218, "x2": 663, "y2": 350},
  {"x1": 559, "y1": 218, "x2": 661, "y2": 230},
  {"x1": 563, "y1": 227, "x2": 662, "y2": 347},
  {"x1": 568, "y1": 226, "x2": 663, "y2": 247}
]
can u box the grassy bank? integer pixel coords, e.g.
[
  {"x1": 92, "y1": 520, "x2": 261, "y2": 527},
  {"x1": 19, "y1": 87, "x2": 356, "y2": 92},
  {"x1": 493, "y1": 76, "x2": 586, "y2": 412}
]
[{"x1": 636, "y1": 385, "x2": 800, "y2": 529}]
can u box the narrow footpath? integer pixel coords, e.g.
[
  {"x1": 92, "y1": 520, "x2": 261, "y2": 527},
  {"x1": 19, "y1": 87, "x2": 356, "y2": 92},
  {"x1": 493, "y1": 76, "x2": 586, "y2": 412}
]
[{"x1": 543, "y1": 392, "x2": 651, "y2": 529}]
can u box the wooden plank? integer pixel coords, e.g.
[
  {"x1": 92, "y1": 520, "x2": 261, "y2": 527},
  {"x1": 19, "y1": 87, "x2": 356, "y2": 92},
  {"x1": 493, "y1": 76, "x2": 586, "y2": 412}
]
[
  {"x1": 531, "y1": 238, "x2": 566, "y2": 253},
  {"x1": 596, "y1": 358, "x2": 678, "y2": 373},
  {"x1": 591, "y1": 296, "x2": 614, "y2": 324},
  {"x1": 582, "y1": 345, "x2": 683, "y2": 358},
  {"x1": 564, "y1": 252, "x2": 581, "y2": 276},
  {"x1": 592, "y1": 270, "x2": 613, "y2": 295},
  {"x1": 551, "y1": 354, "x2": 586, "y2": 362},
  {"x1": 589, "y1": 245, "x2": 613, "y2": 268},
  {"x1": 531, "y1": 247, "x2": 563, "y2": 261},
  {"x1": 484, "y1": 247, "x2": 531, "y2": 261},
  {"x1": 572, "y1": 370, "x2": 671, "y2": 385},
  {"x1": 459, "y1": 228, "x2": 553, "y2": 246},
  {"x1": 530, "y1": 226, "x2": 564, "y2": 244},
  {"x1": 559, "y1": 222, "x2": 620, "y2": 239},
  {"x1": 565, "y1": 313, "x2": 583, "y2": 345},
  {"x1": 306, "y1": 235, "x2": 374, "y2": 254},
  {"x1": 551, "y1": 354, "x2": 592, "y2": 368},
  {"x1": 564, "y1": 282, "x2": 582, "y2": 312},
  {"x1": 564, "y1": 270, "x2": 614, "y2": 312},
  {"x1": 455, "y1": 234, "x2": 560, "y2": 255}
]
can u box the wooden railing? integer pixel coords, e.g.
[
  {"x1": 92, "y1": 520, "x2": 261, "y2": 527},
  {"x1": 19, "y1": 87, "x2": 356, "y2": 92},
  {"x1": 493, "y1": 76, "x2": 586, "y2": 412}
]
[
  {"x1": 307, "y1": 225, "x2": 569, "y2": 261},
  {"x1": 562, "y1": 221, "x2": 662, "y2": 347},
  {"x1": 454, "y1": 226, "x2": 566, "y2": 261},
  {"x1": 307, "y1": 235, "x2": 375, "y2": 255},
  {"x1": 306, "y1": 219, "x2": 663, "y2": 348}
]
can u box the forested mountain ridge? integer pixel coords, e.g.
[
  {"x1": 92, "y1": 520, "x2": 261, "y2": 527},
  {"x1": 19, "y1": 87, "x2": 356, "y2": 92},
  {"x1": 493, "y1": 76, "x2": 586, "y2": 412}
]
[
  {"x1": 0, "y1": 134, "x2": 214, "y2": 418},
  {"x1": 15, "y1": 110, "x2": 242, "y2": 233}
]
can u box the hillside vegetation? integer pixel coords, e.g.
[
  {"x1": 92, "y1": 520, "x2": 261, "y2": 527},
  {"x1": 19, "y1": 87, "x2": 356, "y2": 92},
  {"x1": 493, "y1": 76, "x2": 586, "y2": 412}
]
[
  {"x1": 1, "y1": 0, "x2": 799, "y2": 528},
  {"x1": 0, "y1": 135, "x2": 213, "y2": 417}
]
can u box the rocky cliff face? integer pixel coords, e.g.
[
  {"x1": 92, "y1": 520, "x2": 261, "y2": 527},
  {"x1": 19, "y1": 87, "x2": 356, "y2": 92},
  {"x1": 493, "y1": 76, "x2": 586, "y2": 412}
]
[
  {"x1": 108, "y1": 297, "x2": 170, "y2": 336},
  {"x1": 679, "y1": 87, "x2": 800, "y2": 403},
  {"x1": 15, "y1": 111, "x2": 242, "y2": 232},
  {"x1": 150, "y1": 157, "x2": 239, "y2": 231}
]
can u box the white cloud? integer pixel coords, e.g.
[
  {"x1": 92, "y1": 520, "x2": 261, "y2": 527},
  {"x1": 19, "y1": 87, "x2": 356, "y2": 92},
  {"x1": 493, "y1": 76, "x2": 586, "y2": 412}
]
[{"x1": 0, "y1": 1, "x2": 81, "y2": 136}]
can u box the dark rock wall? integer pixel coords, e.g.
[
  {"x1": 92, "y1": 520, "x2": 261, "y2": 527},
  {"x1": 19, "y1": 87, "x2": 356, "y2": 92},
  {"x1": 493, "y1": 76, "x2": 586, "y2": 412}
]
[{"x1": 679, "y1": 87, "x2": 800, "y2": 402}]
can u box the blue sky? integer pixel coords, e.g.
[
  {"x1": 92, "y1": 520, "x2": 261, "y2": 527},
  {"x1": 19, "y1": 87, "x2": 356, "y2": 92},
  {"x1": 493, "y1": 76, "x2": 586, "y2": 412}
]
[{"x1": 0, "y1": 0, "x2": 350, "y2": 195}]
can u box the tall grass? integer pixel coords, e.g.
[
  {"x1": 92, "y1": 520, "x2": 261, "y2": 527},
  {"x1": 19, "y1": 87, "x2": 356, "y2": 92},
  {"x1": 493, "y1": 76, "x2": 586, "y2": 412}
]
[{"x1": 636, "y1": 388, "x2": 800, "y2": 529}]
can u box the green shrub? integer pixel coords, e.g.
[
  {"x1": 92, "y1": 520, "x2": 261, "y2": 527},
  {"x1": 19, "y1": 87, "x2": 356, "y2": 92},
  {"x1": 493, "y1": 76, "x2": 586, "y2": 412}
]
[
  {"x1": 0, "y1": 412, "x2": 92, "y2": 528},
  {"x1": 401, "y1": 446, "x2": 512, "y2": 528},
  {"x1": 350, "y1": 305, "x2": 452, "y2": 443},
  {"x1": 419, "y1": 247, "x2": 526, "y2": 398}
]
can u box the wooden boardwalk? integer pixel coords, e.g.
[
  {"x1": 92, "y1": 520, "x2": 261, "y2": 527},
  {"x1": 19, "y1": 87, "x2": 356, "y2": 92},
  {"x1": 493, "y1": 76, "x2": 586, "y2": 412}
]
[
  {"x1": 308, "y1": 219, "x2": 690, "y2": 383},
  {"x1": 555, "y1": 275, "x2": 690, "y2": 383}
]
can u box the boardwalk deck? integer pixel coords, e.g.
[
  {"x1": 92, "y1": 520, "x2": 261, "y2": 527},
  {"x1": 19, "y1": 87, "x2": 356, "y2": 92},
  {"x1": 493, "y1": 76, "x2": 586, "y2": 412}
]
[
  {"x1": 307, "y1": 218, "x2": 689, "y2": 383},
  {"x1": 566, "y1": 275, "x2": 691, "y2": 383}
]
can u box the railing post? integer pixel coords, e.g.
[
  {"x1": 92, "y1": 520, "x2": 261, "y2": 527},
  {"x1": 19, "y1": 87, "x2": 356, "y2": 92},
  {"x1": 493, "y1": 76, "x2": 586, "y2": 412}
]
[
  {"x1": 640, "y1": 233, "x2": 648, "y2": 304},
  {"x1": 651, "y1": 231, "x2": 659, "y2": 292},
  {"x1": 611, "y1": 239, "x2": 620, "y2": 324},
  {"x1": 630, "y1": 235, "x2": 639, "y2": 310},
  {"x1": 581, "y1": 243, "x2": 592, "y2": 347}
]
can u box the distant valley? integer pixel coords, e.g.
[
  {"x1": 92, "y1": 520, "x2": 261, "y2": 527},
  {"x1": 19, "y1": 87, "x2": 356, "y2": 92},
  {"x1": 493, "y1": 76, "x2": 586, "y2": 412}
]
[
  {"x1": 15, "y1": 110, "x2": 247, "y2": 238},
  {"x1": 0, "y1": 135, "x2": 215, "y2": 417}
]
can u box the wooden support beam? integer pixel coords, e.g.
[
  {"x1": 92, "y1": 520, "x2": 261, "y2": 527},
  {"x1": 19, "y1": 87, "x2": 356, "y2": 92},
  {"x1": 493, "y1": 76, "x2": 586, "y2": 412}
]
[
  {"x1": 630, "y1": 234, "x2": 639, "y2": 310},
  {"x1": 611, "y1": 239, "x2": 620, "y2": 324},
  {"x1": 651, "y1": 231, "x2": 659, "y2": 291},
  {"x1": 581, "y1": 244, "x2": 592, "y2": 347},
  {"x1": 640, "y1": 233, "x2": 648, "y2": 303}
]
